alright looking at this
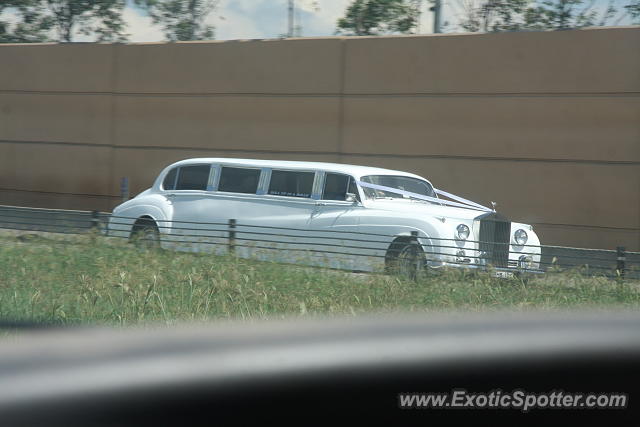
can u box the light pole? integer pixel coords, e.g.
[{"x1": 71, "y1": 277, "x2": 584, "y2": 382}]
[
  {"x1": 430, "y1": 0, "x2": 442, "y2": 33},
  {"x1": 288, "y1": 0, "x2": 295, "y2": 37}
]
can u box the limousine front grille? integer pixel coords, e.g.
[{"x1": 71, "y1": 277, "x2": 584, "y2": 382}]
[{"x1": 478, "y1": 213, "x2": 511, "y2": 268}]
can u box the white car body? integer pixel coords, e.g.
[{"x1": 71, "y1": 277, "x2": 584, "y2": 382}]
[{"x1": 107, "y1": 158, "x2": 541, "y2": 273}]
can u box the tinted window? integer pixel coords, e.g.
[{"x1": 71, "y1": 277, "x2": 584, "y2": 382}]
[
  {"x1": 268, "y1": 170, "x2": 314, "y2": 198},
  {"x1": 162, "y1": 168, "x2": 178, "y2": 190},
  {"x1": 175, "y1": 165, "x2": 210, "y2": 190},
  {"x1": 323, "y1": 173, "x2": 360, "y2": 201},
  {"x1": 348, "y1": 178, "x2": 360, "y2": 201},
  {"x1": 218, "y1": 167, "x2": 261, "y2": 194}
]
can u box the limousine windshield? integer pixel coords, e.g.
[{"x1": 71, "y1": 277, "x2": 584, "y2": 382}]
[{"x1": 360, "y1": 175, "x2": 435, "y2": 200}]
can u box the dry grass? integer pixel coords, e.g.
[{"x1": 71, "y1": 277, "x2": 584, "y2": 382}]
[{"x1": 0, "y1": 232, "x2": 638, "y2": 326}]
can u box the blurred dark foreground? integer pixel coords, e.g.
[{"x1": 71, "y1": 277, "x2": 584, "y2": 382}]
[{"x1": 0, "y1": 312, "x2": 639, "y2": 425}]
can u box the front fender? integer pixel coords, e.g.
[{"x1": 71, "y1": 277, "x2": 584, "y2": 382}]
[{"x1": 360, "y1": 216, "x2": 449, "y2": 261}]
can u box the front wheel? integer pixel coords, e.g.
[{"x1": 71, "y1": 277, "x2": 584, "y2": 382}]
[
  {"x1": 386, "y1": 240, "x2": 427, "y2": 281},
  {"x1": 130, "y1": 220, "x2": 160, "y2": 250}
]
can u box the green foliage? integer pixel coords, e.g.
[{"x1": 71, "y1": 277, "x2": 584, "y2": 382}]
[
  {"x1": 336, "y1": 0, "x2": 420, "y2": 35},
  {"x1": 0, "y1": 233, "x2": 637, "y2": 326},
  {"x1": 45, "y1": 0, "x2": 127, "y2": 42},
  {"x1": 135, "y1": 0, "x2": 218, "y2": 41},
  {"x1": 524, "y1": 0, "x2": 613, "y2": 29},
  {"x1": 0, "y1": 0, "x2": 127, "y2": 42},
  {"x1": 626, "y1": 0, "x2": 640, "y2": 23},
  {"x1": 460, "y1": 0, "x2": 530, "y2": 32},
  {"x1": 460, "y1": 0, "x2": 626, "y2": 32},
  {"x1": 338, "y1": 0, "x2": 631, "y2": 35},
  {"x1": 0, "y1": 0, "x2": 51, "y2": 42}
]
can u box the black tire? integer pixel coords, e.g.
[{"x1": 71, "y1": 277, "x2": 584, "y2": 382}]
[
  {"x1": 130, "y1": 219, "x2": 160, "y2": 250},
  {"x1": 386, "y1": 239, "x2": 427, "y2": 281}
]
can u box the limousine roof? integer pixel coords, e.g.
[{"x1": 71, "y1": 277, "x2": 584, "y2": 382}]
[{"x1": 167, "y1": 158, "x2": 427, "y2": 181}]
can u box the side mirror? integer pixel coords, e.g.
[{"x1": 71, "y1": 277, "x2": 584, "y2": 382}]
[{"x1": 345, "y1": 193, "x2": 358, "y2": 204}]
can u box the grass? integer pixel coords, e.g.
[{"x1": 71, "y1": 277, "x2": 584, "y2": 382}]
[{"x1": 0, "y1": 232, "x2": 638, "y2": 326}]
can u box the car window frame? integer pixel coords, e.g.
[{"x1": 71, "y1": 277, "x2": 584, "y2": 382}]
[
  {"x1": 215, "y1": 165, "x2": 264, "y2": 195},
  {"x1": 162, "y1": 164, "x2": 213, "y2": 192},
  {"x1": 161, "y1": 167, "x2": 179, "y2": 191},
  {"x1": 265, "y1": 168, "x2": 319, "y2": 200},
  {"x1": 321, "y1": 172, "x2": 361, "y2": 203}
]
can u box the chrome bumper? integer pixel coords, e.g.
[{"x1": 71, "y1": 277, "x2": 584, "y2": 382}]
[{"x1": 429, "y1": 261, "x2": 544, "y2": 276}]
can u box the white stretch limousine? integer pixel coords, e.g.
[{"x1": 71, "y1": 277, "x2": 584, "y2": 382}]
[{"x1": 107, "y1": 158, "x2": 541, "y2": 276}]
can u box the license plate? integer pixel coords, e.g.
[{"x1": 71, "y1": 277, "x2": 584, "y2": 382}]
[{"x1": 493, "y1": 271, "x2": 515, "y2": 279}]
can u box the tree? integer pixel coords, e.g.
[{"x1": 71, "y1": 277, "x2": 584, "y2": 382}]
[
  {"x1": 135, "y1": 0, "x2": 219, "y2": 41},
  {"x1": 336, "y1": 0, "x2": 421, "y2": 35},
  {"x1": 40, "y1": 0, "x2": 127, "y2": 42},
  {"x1": 625, "y1": 0, "x2": 640, "y2": 23},
  {"x1": 1, "y1": 0, "x2": 127, "y2": 43},
  {"x1": 523, "y1": 0, "x2": 611, "y2": 29},
  {"x1": 458, "y1": 0, "x2": 530, "y2": 32},
  {"x1": 457, "y1": 0, "x2": 626, "y2": 32},
  {"x1": 0, "y1": 0, "x2": 52, "y2": 42}
]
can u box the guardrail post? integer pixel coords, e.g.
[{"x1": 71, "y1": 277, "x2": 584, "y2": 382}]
[
  {"x1": 617, "y1": 246, "x2": 626, "y2": 279},
  {"x1": 229, "y1": 219, "x2": 236, "y2": 255},
  {"x1": 91, "y1": 210, "x2": 99, "y2": 231},
  {"x1": 120, "y1": 177, "x2": 129, "y2": 203}
]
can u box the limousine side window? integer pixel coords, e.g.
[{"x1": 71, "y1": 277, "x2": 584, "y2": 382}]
[
  {"x1": 268, "y1": 170, "x2": 314, "y2": 198},
  {"x1": 175, "y1": 165, "x2": 210, "y2": 191},
  {"x1": 162, "y1": 168, "x2": 178, "y2": 190},
  {"x1": 323, "y1": 173, "x2": 360, "y2": 201},
  {"x1": 218, "y1": 167, "x2": 261, "y2": 194}
]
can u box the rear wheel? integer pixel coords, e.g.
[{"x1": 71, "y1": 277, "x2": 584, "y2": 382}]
[
  {"x1": 130, "y1": 219, "x2": 160, "y2": 250},
  {"x1": 386, "y1": 239, "x2": 427, "y2": 281}
]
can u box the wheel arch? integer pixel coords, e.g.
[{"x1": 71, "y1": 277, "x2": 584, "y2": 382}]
[
  {"x1": 131, "y1": 215, "x2": 159, "y2": 233},
  {"x1": 384, "y1": 231, "x2": 432, "y2": 270},
  {"x1": 109, "y1": 202, "x2": 169, "y2": 240}
]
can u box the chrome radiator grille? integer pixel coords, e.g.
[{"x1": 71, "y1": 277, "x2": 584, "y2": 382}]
[{"x1": 478, "y1": 213, "x2": 511, "y2": 268}]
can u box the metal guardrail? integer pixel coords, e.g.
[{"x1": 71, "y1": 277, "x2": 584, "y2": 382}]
[
  {"x1": 0, "y1": 205, "x2": 638, "y2": 279},
  {"x1": 0, "y1": 205, "x2": 111, "y2": 234}
]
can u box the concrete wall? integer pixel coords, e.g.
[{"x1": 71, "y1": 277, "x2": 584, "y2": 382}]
[{"x1": 0, "y1": 27, "x2": 638, "y2": 250}]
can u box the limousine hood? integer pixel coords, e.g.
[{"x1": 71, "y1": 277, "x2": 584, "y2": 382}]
[{"x1": 366, "y1": 199, "x2": 493, "y2": 222}]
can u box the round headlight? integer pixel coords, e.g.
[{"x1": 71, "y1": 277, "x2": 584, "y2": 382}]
[
  {"x1": 456, "y1": 224, "x2": 470, "y2": 240},
  {"x1": 514, "y1": 229, "x2": 528, "y2": 246}
]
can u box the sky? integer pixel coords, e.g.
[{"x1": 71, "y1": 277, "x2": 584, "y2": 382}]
[
  {"x1": 124, "y1": 0, "x2": 634, "y2": 42},
  {"x1": 1, "y1": 0, "x2": 635, "y2": 42},
  {"x1": 124, "y1": 0, "x2": 395, "y2": 42}
]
